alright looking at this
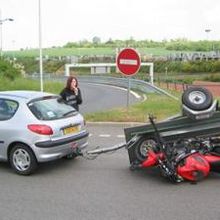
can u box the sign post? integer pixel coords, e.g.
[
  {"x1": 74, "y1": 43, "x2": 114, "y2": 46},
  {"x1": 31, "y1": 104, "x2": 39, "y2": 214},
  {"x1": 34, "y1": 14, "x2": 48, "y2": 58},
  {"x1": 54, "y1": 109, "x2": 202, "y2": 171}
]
[{"x1": 116, "y1": 48, "x2": 141, "y2": 108}]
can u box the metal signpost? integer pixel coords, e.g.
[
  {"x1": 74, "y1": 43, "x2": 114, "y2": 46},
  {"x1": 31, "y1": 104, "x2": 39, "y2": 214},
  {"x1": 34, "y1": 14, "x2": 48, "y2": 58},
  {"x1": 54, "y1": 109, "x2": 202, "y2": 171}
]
[{"x1": 116, "y1": 48, "x2": 141, "y2": 108}]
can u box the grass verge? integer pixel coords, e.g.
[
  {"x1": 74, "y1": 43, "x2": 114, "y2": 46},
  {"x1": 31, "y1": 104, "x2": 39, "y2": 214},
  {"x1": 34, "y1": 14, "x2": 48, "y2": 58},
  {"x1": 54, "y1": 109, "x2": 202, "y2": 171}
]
[
  {"x1": 0, "y1": 77, "x2": 64, "y2": 93},
  {"x1": 85, "y1": 93, "x2": 181, "y2": 122}
]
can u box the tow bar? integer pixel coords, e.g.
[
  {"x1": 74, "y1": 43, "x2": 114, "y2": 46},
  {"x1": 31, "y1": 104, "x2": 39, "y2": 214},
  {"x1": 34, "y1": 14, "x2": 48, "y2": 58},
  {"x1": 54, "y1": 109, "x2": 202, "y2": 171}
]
[
  {"x1": 82, "y1": 142, "x2": 126, "y2": 160},
  {"x1": 82, "y1": 135, "x2": 139, "y2": 160}
]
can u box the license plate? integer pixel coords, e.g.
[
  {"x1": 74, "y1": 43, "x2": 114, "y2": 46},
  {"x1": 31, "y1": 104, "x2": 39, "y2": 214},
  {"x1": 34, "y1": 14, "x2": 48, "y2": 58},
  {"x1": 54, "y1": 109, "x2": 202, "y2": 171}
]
[{"x1": 63, "y1": 126, "x2": 79, "y2": 135}]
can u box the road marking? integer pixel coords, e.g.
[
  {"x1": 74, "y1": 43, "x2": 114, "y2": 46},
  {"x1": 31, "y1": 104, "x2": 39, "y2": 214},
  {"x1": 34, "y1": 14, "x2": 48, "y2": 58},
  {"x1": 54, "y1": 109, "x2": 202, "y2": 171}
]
[
  {"x1": 117, "y1": 135, "x2": 125, "y2": 138},
  {"x1": 119, "y1": 59, "x2": 138, "y2": 65},
  {"x1": 99, "y1": 134, "x2": 111, "y2": 137},
  {"x1": 89, "y1": 133, "x2": 125, "y2": 138}
]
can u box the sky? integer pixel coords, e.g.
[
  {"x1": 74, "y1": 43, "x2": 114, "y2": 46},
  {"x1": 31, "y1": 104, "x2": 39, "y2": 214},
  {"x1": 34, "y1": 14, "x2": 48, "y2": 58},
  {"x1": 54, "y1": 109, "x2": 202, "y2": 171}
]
[{"x1": 1, "y1": 0, "x2": 220, "y2": 50}]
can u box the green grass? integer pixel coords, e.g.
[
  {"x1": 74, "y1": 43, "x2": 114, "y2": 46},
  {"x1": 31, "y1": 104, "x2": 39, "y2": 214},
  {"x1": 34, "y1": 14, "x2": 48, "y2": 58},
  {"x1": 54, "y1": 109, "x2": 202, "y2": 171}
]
[
  {"x1": 5, "y1": 47, "x2": 191, "y2": 58},
  {"x1": 0, "y1": 77, "x2": 64, "y2": 94},
  {"x1": 5, "y1": 48, "x2": 115, "y2": 58},
  {"x1": 85, "y1": 93, "x2": 181, "y2": 122}
]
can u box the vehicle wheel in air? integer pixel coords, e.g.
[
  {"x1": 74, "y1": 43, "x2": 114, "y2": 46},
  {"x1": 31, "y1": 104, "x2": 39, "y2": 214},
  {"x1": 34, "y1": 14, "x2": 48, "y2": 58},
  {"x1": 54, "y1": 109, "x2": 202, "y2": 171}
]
[
  {"x1": 134, "y1": 137, "x2": 157, "y2": 162},
  {"x1": 182, "y1": 87, "x2": 213, "y2": 111},
  {"x1": 9, "y1": 144, "x2": 38, "y2": 175}
]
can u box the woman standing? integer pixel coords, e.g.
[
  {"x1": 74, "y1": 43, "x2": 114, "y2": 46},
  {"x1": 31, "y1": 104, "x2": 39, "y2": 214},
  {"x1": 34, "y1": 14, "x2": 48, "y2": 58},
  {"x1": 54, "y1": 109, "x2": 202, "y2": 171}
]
[{"x1": 60, "y1": 76, "x2": 82, "y2": 111}]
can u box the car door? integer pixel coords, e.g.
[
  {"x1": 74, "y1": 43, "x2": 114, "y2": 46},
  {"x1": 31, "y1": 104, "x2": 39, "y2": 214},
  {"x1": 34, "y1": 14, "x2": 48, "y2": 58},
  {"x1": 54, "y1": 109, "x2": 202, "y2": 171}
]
[{"x1": 0, "y1": 98, "x2": 19, "y2": 160}]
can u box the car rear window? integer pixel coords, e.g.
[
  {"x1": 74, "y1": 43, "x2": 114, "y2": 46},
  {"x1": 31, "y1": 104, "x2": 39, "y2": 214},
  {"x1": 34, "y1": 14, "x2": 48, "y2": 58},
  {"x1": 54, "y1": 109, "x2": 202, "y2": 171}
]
[
  {"x1": 0, "y1": 99, "x2": 18, "y2": 120},
  {"x1": 28, "y1": 96, "x2": 78, "y2": 120}
]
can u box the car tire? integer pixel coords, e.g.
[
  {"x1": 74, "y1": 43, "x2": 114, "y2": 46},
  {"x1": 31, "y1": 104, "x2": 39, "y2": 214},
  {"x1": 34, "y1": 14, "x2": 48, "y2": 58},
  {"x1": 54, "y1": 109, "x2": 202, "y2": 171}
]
[
  {"x1": 182, "y1": 87, "x2": 213, "y2": 111},
  {"x1": 134, "y1": 137, "x2": 157, "y2": 162},
  {"x1": 9, "y1": 144, "x2": 38, "y2": 175}
]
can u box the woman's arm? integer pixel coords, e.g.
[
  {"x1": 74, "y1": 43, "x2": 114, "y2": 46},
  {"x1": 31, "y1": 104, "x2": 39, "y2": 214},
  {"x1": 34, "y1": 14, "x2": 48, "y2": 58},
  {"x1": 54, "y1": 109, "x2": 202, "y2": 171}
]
[{"x1": 76, "y1": 88, "x2": 82, "y2": 105}]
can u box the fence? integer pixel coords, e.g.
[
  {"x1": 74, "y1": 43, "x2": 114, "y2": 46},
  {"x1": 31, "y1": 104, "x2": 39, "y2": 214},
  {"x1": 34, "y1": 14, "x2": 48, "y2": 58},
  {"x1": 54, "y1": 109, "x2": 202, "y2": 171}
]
[{"x1": 157, "y1": 80, "x2": 220, "y2": 97}]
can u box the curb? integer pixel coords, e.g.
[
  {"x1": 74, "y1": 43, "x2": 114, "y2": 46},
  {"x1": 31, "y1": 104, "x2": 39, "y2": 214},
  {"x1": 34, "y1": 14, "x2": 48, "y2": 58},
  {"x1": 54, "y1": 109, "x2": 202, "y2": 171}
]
[{"x1": 86, "y1": 121, "x2": 146, "y2": 126}]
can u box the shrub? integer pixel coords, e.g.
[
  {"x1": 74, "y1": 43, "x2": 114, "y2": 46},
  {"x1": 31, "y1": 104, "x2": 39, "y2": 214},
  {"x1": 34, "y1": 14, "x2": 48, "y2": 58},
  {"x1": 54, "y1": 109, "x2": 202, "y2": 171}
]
[
  {"x1": 203, "y1": 74, "x2": 220, "y2": 82},
  {"x1": 0, "y1": 59, "x2": 22, "y2": 80}
]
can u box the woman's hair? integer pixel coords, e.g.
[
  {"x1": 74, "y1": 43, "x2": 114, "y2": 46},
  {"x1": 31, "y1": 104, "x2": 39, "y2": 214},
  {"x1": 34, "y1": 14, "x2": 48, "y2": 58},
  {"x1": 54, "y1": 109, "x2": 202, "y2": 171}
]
[{"x1": 66, "y1": 76, "x2": 78, "y2": 89}]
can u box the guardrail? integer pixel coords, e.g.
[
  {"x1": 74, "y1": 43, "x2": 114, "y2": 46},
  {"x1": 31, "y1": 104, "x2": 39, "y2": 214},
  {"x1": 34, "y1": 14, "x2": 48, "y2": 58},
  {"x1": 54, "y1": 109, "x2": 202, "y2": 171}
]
[{"x1": 27, "y1": 74, "x2": 178, "y2": 100}]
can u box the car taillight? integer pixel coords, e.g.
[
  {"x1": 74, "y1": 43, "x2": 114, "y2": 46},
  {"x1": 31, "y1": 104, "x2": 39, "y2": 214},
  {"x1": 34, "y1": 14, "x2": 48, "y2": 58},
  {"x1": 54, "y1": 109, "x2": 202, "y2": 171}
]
[{"x1": 27, "y1": 124, "x2": 53, "y2": 135}]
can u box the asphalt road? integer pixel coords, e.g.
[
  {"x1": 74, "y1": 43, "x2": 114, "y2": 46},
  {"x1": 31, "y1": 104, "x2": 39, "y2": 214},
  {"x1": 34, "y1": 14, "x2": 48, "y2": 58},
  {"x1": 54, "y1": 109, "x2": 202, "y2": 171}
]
[
  {"x1": 0, "y1": 123, "x2": 220, "y2": 220},
  {"x1": 79, "y1": 82, "x2": 142, "y2": 114}
]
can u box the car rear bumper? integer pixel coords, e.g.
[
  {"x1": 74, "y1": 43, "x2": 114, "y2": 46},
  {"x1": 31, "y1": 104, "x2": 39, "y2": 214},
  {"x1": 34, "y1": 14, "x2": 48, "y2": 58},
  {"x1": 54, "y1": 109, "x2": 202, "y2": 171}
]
[
  {"x1": 35, "y1": 131, "x2": 89, "y2": 148},
  {"x1": 34, "y1": 131, "x2": 89, "y2": 162}
]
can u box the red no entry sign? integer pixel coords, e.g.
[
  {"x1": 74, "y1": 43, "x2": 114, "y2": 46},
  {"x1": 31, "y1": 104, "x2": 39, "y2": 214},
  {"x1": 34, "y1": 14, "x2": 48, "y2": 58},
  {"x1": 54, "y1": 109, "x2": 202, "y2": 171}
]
[{"x1": 116, "y1": 48, "x2": 141, "y2": 76}]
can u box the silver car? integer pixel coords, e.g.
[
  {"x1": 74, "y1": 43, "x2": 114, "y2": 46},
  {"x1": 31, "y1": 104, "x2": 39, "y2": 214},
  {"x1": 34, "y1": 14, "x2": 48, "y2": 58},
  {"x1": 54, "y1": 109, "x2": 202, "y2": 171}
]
[{"x1": 0, "y1": 90, "x2": 89, "y2": 175}]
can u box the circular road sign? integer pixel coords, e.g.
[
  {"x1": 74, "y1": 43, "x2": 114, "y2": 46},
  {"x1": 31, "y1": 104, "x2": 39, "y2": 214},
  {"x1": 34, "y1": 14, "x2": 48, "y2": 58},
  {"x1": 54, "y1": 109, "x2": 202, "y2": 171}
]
[{"x1": 116, "y1": 48, "x2": 141, "y2": 76}]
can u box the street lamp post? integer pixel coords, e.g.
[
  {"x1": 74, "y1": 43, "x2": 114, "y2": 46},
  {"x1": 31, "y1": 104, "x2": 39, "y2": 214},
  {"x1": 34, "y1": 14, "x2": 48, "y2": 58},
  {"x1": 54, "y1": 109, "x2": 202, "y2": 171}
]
[
  {"x1": 38, "y1": 0, "x2": 43, "y2": 92},
  {"x1": 205, "y1": 29, "x2": 212, "y2": 52},
  {"x1": 205, "y1": 29, "x2": 214, "y2": 51},
  {"x1": 205, "y1": 29, "x2": 211, "y2": 40},
  {"x1": 0, "y1": 10, "x2": 14, "y2": 57}
]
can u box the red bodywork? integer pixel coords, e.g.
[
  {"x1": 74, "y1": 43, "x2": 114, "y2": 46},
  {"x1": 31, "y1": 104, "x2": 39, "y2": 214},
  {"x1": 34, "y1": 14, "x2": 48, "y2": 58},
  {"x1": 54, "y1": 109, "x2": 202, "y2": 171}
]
[
  {"x1": 204, "y1": 154, "x2": 220, "y2": 163},
  {"x1": 141, "y1": 150, "x2": 211, "y2": 182},
  {"x1": 141, "y1": 150, "x2": 164, "y2": 168},
  {"x1": 177, "y1": 153, "x2": 210, "y2": 181},
  {"x1": 203, "y1": 154, "x2": 220, "y2": 172}
]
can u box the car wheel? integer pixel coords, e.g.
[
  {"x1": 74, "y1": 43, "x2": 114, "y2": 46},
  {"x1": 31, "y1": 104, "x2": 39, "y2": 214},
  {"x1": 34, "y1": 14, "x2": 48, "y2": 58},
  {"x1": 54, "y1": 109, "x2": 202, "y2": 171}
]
[
  {"x1": 182, "y1": 87, "x2": 213, "y2": 111},
  {"x1": 9, "y1": 144, "x2": 38, "y2": 175},
  {"x1": 134, "y1": 137, "x2": 157, "y2": 161}
]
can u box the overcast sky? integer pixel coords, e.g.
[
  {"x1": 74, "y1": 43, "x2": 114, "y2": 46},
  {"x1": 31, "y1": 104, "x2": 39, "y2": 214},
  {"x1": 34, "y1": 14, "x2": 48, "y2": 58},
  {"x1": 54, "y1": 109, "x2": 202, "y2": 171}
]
[{"x1": 1, "y1": 0, "x2": 220, "y2": 50}]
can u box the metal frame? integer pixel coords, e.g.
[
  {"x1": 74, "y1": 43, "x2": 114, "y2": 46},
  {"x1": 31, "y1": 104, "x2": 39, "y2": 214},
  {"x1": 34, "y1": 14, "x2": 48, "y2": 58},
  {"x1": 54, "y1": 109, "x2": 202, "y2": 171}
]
[
  {"x1": 124, "y1": 111, "x2": 220, "y2": 163},
  {"x1": 65, "y1": 62, "x2": 154, "y2": 85}
]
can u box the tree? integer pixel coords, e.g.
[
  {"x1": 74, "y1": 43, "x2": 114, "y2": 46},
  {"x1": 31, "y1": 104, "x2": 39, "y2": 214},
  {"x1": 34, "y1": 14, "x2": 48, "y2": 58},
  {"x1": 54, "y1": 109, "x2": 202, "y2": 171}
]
[{"x1": 92, "y1": 36, "x2": 101, "y2": 45}]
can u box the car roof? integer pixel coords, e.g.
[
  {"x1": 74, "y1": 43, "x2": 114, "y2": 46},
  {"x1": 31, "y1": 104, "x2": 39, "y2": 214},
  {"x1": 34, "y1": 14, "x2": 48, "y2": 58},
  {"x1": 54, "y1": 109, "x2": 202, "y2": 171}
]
[{"x1": 0, "y1": 90, "x2": 58, "y2": 101}]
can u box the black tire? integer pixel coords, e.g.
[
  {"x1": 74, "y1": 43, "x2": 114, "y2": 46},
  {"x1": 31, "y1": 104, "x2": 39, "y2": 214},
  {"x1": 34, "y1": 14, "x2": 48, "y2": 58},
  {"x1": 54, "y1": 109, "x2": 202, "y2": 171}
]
[
  {"x1": 134, "y1": 137, "x2": 157, "y2": 162},
  {"x1": 9, "y1": 144, "x2": 38, "y2": 175},
  {"x1": 182, "y1": 87, "x2": 213, "y2": 111}
]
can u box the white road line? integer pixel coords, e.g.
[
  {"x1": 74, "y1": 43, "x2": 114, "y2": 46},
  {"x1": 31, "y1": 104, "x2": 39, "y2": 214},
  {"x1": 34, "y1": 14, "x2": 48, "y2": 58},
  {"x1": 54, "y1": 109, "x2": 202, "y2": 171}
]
[
  {"x1": 130, "y1": 90, "x2": 141, "y2": 99},
  {"x1": 117, "y1": 135, "x2": 125, "y2": 138},
  {"x1": 99, "y1": 134, "x2": 111, "y2": 137},
  {"x1": 89, "y1": 133, "x2": 125, "y2": 138}
]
